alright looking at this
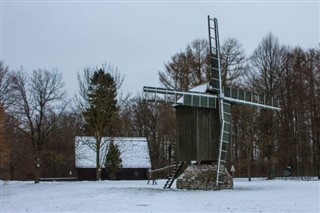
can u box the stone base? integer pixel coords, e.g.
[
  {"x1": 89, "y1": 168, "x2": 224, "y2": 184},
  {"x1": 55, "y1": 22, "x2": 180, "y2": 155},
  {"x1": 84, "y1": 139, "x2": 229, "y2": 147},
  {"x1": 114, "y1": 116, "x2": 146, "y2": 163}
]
[{"x1": 176, "y1": 163, "x2": 233, "y2": 190}]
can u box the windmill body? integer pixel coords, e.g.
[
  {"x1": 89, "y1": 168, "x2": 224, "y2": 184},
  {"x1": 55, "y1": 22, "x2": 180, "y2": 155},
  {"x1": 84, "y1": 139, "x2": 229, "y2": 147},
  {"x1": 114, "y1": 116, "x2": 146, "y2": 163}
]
[{"x1": 144, "y1": 16, "x2": 280, "y2": 189}]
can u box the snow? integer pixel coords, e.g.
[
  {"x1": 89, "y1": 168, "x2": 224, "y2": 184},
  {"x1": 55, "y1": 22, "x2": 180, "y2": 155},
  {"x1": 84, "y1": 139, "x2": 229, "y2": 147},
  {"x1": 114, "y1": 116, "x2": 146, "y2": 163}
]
[
  {"x1": 176, "y1": 83, "x2": 211, "y2": 104},
  {"x1": 189, "y1": 83, "x2": 209, "y2": 93},
  {"x1": 75, "y1": 137, "x2": 151, "y2": 169},
  {"x1": 1, "y1": 178, "x2": 319, "y2": 212}
]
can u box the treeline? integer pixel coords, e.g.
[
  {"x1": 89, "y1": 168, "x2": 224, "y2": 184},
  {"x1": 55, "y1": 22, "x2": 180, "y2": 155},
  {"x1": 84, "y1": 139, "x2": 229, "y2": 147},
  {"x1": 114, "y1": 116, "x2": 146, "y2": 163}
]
[
  {"x1": 155, "y1": 33, "x2": 320, "y2": 179},
  {"x1": 0, "y1": 32, "x2": 319, "y2": 181}
]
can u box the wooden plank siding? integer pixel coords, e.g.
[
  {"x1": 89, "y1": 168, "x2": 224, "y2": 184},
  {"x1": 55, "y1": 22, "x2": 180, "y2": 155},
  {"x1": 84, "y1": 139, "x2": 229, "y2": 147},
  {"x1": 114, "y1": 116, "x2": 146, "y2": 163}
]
[
  {"x1": 176, "y1": 106, "x2": 221, "y2": 162},
  {"x1": 76, "y1": 168, "x2": 149, "y2": 180}
]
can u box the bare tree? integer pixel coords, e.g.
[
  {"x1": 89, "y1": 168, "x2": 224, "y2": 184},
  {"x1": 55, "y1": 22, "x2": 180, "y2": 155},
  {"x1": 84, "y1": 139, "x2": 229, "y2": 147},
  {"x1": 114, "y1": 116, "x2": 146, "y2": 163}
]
[
  {"x1": 0, "y1": 61, "x2": 11, "y2": 108},
  {"x1": 127, "y1": 95, "x2": 161, "y2": 169},
  {"x1": 0, "y1": 61, "x2": 11, "y2": 179},
  {"x1": 159, "y1": 39, "x2": 210, "y2": 91},
  {"x1": 9, "y1": 68, "x2": 68, "y2": 183},
  {"x1": 185, "y1": 39, "x2": 211, "y2": 86},
  {"x1": 42, "y1": 112, "x2": 79, "y2": 178},
  {"x1": 159, "y1": 38, "x2": 247, "y2": 91},
  {"x1": 249, "y1": 33, "x2": 283, "y2": 179},
  {"x1": 220, "y1": 38, "x2": 247, "y2": 86}
]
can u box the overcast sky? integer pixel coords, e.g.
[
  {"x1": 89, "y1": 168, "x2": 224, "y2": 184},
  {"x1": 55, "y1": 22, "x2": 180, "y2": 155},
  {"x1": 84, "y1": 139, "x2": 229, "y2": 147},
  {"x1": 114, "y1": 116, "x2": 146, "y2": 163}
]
[{"x1": 1, "y1": 0, "x2": 319, "y2": 98}]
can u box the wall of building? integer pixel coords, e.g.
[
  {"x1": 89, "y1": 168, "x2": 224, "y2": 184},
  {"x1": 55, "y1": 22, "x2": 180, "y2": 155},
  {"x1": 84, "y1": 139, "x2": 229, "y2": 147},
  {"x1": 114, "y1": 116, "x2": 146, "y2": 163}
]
[
  {"x1": 176, "y1": 106, "x2": 220, "y2": 162},
  {"x1": 76, "y1": 168, "x2": 149, "y2": 180}
]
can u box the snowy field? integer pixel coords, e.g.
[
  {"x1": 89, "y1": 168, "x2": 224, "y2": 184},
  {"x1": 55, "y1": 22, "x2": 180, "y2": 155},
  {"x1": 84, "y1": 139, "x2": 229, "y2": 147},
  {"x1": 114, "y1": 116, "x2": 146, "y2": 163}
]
[{"x1": 1, "y1": 178, "x2": 319, "y2": 212}]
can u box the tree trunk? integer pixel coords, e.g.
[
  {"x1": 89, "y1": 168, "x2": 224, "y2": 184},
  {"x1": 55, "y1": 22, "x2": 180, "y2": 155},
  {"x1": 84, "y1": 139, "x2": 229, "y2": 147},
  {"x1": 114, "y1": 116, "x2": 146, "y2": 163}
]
[
  {"x1": 96, "y1": 149, "x2": 101, "y2": 181},
  {"x1": 34, "y1": 167, "x2": 40, "y2": 183},
  {"x1": 247, "y1": 143, "x2": 253, "y2": 181},
  {"x1": 247, "y1": 161, "x2": 252, "y2": 181},
  {"x1": 96, "y1": 167, "x2": 101, "y2": 181},
  {"x1": 268, "y1": 155, "x2": 276, "y2": 179},
  {"x1": 318, "y1": 132, "x2": 320, "y2": 179},
  {"x1": 34, "y1": 155, "x2": 40, "y2": 183},
  {"x1": 10, "y1": 164, "x2": 15, "y2": 180},
  {"x1": 96, "y1": 135, "x2": 102, "y2": 181}
]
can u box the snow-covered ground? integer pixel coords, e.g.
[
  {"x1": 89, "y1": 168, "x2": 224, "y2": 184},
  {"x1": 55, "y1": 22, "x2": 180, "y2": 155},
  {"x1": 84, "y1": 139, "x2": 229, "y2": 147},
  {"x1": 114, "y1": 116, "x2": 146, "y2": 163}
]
[{"x1": 1, "y1": 178, "x2": 319, "y2": 212}]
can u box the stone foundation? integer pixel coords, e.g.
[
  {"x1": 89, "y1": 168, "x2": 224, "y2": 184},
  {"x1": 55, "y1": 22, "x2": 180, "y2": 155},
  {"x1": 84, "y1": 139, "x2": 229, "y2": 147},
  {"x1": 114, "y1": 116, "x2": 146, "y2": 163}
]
[{"x1": 176, "y1": 163, "x2": 233, "y2": 190}]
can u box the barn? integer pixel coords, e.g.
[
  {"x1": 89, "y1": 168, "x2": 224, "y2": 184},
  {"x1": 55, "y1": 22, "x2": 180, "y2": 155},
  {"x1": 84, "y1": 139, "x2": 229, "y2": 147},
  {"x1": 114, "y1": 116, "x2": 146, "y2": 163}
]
[{"x1": 75, "y1": 137, "x2": 151, "y2": 180}]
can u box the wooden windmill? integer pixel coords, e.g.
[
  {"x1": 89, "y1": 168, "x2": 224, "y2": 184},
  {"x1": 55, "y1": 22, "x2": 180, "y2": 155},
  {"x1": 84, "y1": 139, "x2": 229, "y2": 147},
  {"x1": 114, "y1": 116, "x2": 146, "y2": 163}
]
[{"x1": 144, "y1": 16, "x2": 280, "y2": 189}]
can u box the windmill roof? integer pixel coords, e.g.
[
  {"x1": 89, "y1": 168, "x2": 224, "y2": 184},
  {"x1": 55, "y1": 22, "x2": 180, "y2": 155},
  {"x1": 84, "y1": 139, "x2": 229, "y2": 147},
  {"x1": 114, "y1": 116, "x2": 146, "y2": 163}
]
[
  {"x1": 189, "y1": 83, "x2": 209, "y2": 93},
  {"x1": 75, "y1": 136, "x2": 151, "y2": 169},
  {"x1": 176, "y1": 83, "x2": 209, "y2": 104}
]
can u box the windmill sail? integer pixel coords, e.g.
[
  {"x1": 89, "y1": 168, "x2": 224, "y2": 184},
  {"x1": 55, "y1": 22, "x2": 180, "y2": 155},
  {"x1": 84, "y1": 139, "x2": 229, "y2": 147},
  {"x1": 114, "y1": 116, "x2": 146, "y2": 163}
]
[
  {"x1": 208, "y1": 16, "x2": 222, "y2": 95},
  {"x1": 224, "y1": 87, "x2": 280, "y2": 110},
  {"x1": 143, "y1": 86, "x2": 217, "y2": 109}
]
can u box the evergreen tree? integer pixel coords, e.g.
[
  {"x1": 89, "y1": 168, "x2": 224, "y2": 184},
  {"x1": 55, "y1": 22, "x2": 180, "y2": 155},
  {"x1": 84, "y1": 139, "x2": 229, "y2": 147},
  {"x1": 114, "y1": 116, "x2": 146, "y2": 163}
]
[
  {"x1": 105, "y1": 141, "x2": 122, "y2": 180},
  {"x1": 82, "y1": 68, "x2": 119, "y2": 180}
]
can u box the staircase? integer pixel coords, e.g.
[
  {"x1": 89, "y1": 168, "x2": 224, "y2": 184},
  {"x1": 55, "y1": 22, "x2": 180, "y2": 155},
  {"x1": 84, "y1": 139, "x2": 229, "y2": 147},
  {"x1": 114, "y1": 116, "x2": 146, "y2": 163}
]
[{"x1": 163, "y1": 161, "x2": 186, "y2": 189}]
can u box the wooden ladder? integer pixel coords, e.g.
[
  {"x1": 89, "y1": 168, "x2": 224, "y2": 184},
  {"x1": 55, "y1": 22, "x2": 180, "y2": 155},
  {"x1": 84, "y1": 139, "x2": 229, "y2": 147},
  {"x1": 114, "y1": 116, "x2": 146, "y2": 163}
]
[{"x1": 163, "y1": 161, "x2": 185, "y2": 189}]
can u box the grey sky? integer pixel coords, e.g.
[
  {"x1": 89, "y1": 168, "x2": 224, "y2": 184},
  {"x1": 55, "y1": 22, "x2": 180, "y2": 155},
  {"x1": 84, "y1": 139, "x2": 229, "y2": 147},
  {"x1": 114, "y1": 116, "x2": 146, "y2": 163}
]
[{"x1": 1, "y1": 1, "x2": 319, "y2": 98}]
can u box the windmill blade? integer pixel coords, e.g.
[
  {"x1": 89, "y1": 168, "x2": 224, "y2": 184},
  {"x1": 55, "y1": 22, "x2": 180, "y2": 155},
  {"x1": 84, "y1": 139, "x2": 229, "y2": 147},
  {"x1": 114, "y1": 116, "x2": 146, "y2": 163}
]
[
  {"x1": 208, "y1": 16, "x2": 222, "y2": 95},
  {"x1": 216, "y1": 100, "x2": 231, "y2": 186},
  {"x1": 224, "y1": 87, "x2": 280, "y2": 111},
  {"x1": 143, "y1": 86, "x2": 217, "y2": 109}
]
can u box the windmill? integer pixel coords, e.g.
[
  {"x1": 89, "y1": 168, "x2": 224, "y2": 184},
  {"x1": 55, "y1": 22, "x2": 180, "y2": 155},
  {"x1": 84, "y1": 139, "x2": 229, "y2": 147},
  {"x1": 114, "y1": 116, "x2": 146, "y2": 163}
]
[{"x1": 143, "y1": 16, "x2": 280, "y2": 189}]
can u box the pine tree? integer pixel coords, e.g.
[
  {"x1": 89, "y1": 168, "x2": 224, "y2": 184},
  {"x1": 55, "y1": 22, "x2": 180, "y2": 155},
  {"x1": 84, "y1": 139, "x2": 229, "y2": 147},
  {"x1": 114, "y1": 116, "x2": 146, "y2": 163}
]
[
  {"x1": 105, "y1": 141, "x2": 122, "y2": 180},
  {"x1": 82, "y1": 68, "x2": 119, "y2": 180}
]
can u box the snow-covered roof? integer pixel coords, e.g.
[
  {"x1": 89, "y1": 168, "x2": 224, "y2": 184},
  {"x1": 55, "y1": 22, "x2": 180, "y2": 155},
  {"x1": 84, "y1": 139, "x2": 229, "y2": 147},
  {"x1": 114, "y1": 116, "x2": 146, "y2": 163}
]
[
  {"x1": 75, "y1": 137, "x2": 151, "y2": 169},
  {"x1": 176, "y1": 83, "x2": 210, "y2": 104},
  {"x1": 189, "y1": 83, "x2": 209, "y2": 93}
]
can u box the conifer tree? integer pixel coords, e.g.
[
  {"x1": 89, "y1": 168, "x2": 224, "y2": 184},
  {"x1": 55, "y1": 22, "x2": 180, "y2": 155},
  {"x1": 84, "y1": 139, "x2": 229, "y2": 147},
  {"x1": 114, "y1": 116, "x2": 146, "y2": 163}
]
[
  {"x1": 82, "y1": 68, "x2": 119, "y2": 180},
  {"x1": 105, "y1": 141, "x2": 122, "y2": 180}
]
